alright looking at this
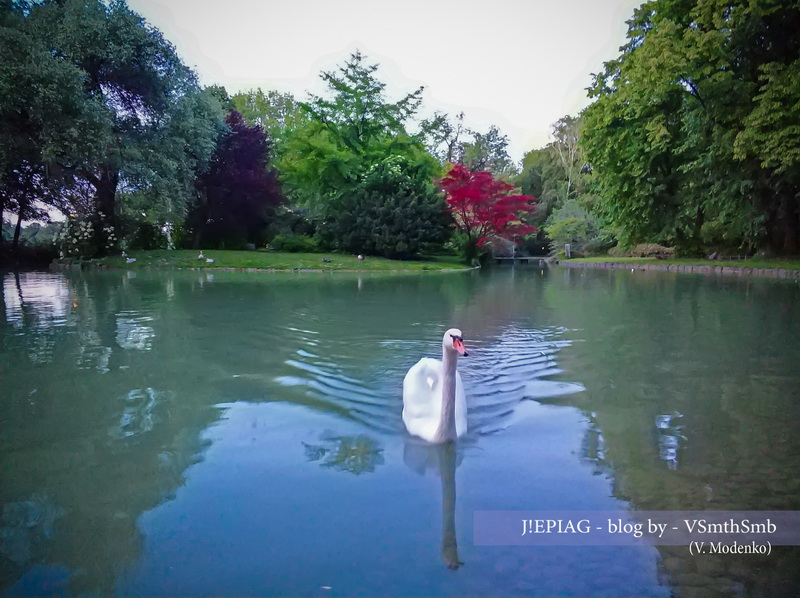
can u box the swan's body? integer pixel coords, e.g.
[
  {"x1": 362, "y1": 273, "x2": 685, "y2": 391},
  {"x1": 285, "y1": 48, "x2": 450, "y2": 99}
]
[{"x1": 403, "y1": 329, "x2": 468, "y2": 443}]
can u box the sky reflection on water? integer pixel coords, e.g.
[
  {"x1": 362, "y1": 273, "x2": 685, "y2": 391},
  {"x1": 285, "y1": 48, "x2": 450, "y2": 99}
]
[{"x1": 1, "y1": 267, "x2": 799, "y2": 596}]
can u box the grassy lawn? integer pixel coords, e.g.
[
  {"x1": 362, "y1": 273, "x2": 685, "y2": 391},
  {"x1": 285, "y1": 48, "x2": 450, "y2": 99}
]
[
  {"x1": 81, "y1": 249, "x2": 471, "y2": 272},
  {"x1": 568, "y1": 256, "x2": 800, "y2": 270}
]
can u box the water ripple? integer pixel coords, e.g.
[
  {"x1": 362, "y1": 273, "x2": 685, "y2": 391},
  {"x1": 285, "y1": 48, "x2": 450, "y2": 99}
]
[
  {"x1": 271, "y1": 324, "x2": 584, "y2": 439},
  {"x1": 275, "y1": 346, "x2": 399, "y2": 433}
]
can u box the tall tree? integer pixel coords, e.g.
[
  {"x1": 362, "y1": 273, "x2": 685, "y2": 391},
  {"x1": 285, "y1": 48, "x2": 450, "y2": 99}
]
[
  {"x1": 231, "y1": 89, "x2": 308, "y2": 146},
  {"x1": 583, "y1": 0, "x2": 800, "y2": 254},
  {"x1": 0, "y1": 1, "x2": 94, "y2": 251},
  {"x1": 550, "y1": 116, "x2": 583, "y2": 204},
  {"x1": 303, "y1": 50, "x2": 424, "y2": 153},
  {"x1": 462, "y1": 125, "x2": 517, "y2": 177},
  {"x1": 18, "y1": 0, "x2": 216, "y2": 255},
  {"x1": 189, "y1": 111, "x2": 282, "y2": 248},
  {"x1": 418, "y1": 111, "x2": 467, "y2": 165},
  {"x1": 516, "y1": 115, "x2": 599, "y2": 251},
  {"x1": 277, "y1": 51, "x2": 438, "y2": 249},
  {"x1": 517, "y1": 148, "x2": 559, "y2": 224},
  {"x1": 120, "y1": 88, "x2": 225, "y2": 249}
]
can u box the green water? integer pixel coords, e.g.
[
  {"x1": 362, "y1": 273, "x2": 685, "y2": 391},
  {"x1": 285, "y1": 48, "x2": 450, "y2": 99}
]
[{"x1": 1, "y1": 267, "x2": 799, "y2": 596}]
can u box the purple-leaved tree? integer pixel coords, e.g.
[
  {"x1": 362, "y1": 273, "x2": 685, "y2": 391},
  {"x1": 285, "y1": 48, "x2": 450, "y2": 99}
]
[{"x1": 191, "y1": 110, "x2": 283, "y2": 248}]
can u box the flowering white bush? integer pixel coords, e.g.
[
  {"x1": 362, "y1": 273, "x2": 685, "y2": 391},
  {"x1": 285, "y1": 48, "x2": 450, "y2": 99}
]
[{"x1": 55, "y1": 213, "x2": 118, "y2": 258}]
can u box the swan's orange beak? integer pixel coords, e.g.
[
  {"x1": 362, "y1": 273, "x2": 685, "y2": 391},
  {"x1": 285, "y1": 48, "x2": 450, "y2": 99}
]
[{"x1": 453, "y1": 336, "x2": 468, "y2": 356}]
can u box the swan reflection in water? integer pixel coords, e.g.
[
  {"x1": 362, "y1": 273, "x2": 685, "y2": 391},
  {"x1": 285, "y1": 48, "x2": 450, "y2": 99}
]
[
  {"x1": 404, "y1": 440, "x2": 464, "y2": 569},
  {"x1": 300, "y1": 433, "x2": 464, "y2": 569},
  {"x1": 296, "y1": 325, "x2": 584, "y2": 570}
]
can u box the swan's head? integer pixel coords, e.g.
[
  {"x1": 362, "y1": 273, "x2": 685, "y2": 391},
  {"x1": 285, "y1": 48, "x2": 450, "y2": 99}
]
[{"x1": 443, "y1": 328, "x2": 468, "y2": 357}]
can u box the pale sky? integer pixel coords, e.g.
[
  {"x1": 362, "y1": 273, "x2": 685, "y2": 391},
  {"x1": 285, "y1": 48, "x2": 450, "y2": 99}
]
[{"x1": 127, "y1": 0, "x2": 642, "y2": 162}]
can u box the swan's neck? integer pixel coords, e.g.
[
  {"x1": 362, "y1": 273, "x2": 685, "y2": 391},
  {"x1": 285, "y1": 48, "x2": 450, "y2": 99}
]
[{"x1": 434, "y1": 348, "x2": 458, "y2": 443}]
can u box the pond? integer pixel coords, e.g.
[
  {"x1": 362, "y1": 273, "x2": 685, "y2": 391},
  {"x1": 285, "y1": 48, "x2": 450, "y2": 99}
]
[{"x1": 1, "y1": 266, "x2": 799, "y2": 597}]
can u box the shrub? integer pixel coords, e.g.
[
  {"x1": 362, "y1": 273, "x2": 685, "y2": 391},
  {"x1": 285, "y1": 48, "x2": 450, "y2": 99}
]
[
  {"x1": 55, "y1": 216, "x2": 118, "y2": 258},
  {"x1": 544, "y1": 199, "x2": 614, "y2": 256},
  {"x1": 270, "y1": 233, "x2": 320, "y2": 253},
  {"x1": 129, "y1": 222, "x2": 168, "y2": 250},
  {"x1": 319, "y1": 154, "x2": 451, "y2": 259},
  {"x1": 608, "y1": 243, "x2": 675, "y2": 257}
]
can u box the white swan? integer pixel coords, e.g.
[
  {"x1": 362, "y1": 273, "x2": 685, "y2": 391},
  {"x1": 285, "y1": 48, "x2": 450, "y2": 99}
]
[{"x1": 403, "y1": 328, "x2": 468, "y2": 443}]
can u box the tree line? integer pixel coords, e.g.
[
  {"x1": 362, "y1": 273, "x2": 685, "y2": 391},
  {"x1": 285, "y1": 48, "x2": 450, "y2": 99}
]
[
  {"x1": 0, "y1": 0, "x2": 532, "y2": 263},
  {"x1": 509, "y1": 0, "x2": 799, "y2": 259},
  {"x1": 2, "y1": 0, "x2": 798, "y2": 263},
  {"x1": 580, "y1": 0, "x2": 800, "y2": 256}
]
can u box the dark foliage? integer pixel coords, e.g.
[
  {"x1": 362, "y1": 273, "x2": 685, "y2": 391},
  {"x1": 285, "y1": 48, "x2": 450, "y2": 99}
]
[
  {"x1": 319, "y1": 155, "x2": 451, "y2": 258},
  {"x1": 189, "y1": 111, "x2": 283, "y2": 248}
]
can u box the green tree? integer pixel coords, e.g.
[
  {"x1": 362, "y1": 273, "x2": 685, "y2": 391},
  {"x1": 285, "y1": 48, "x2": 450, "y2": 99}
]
[
  {"x1": 231, "y1": 89, "x2": 308, "y2": 146},
  {"x1": 543, "y1": 199, "x2": 608, "y2": 256},
  {"x1": 276, "y1": 120, "x2": 359, "y2": 211},
  {"x1": 516, "y1": 115, "x2": 598, "y2": 253},
  {"x1": 276, "y1": 51, "x2": 443, "y2": 254},
  {"x1": 0, "y1": 1, "x2": 96, "y2": 253},
  {"x1": 14, "y1": 0, "x2": 220, "y2": 255},
  {"x1": 418, "y1": 111, "x2": 467, "y2": 165},
  {"x1": 583, "y1": 0, "x2": 800, "y2": 254},
  {"x1": 319, "y1": 153, "x2": 451, "y2": 258},
  {"x1": 462, "y1": 124, "x2": 517, "y2": 177},
  {"x1": 303, "y1": 50, "x2": 423, "y2": 153},
  {"x1": 206, "y1": 84, "x2": 234, "y2": 111}
]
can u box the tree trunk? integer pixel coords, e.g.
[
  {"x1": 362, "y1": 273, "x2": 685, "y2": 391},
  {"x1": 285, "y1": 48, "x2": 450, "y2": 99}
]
[
  {"x1": 192, "y1": 220, "x2": 205, "y2": 250},
  {"x1": 765, "y1": 188, "x2": 800, "y2": 256},
  {"x1": 12, "y1": 206, "x2": 24, "y2": 253},
  {"x1": 191, "y1": 214, "x2": 206, "y2": 249},
  {"x1": 0, "y1": 193, "x2": 5, "y2": 258},
  {"x1": 191, "y1": 191, "x2": 209, "y2": 250},
  {"x1": 93, "y1": 166, "x2": 119, "y2": 256},
  {"x1": 779, "y1": 193, "x2": 799, "y2": 255}
]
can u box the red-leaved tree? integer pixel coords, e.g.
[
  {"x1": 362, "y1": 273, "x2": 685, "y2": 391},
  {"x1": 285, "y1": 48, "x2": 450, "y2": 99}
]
[{"x1": 440, "y1": 164, "x2": 536, "y2": 262}]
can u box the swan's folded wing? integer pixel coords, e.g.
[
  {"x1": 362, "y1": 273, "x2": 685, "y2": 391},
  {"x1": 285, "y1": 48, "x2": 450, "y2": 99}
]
[{"x1": 402, "y1": 358, "x2": 442, "y2": 422}]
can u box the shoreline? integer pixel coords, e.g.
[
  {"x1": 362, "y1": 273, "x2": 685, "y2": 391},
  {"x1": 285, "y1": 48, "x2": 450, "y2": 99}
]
[
  {"x1": 45, "y1": 249, "x2": 476, "y2": 275},
  {"x1": 560, "y1": 260, "x2": 800, "y2": 280},
  {"x1": 49, "y1": 262, "x2": 477, "y2": 275}
]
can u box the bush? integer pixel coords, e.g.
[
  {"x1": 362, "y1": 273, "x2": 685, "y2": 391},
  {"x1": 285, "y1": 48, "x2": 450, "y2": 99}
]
[
  {"x1": 270, "y1": 233, "x2": 320, "y2": 253},
  {"x1": 56, "y1": 216, "x2": 118, "y2": 258},
  {"x1": 608, "y1": 243, "x2": 675, "y2": 257},
  {"x1": 542, "y1": 199, "x2": 617, "y2": 257},
  {"x1": 546, "y1": 216, "x2": 590, "y2": 247},
  {"x1": 582, "y1": 238, "x2": 616, "y2": 255},
  {"x1": 319, "y1": 154, "x2": 451, "y2": 259},
  {"x1": 445, "y1": 231, "x2": 485, "y2": 265},
  {"x1": 129, "y1": 222, "x2": 168, "y2": 250}
]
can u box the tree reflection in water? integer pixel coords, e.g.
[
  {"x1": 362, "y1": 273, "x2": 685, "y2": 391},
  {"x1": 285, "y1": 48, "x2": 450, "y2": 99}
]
[{"x1": 302, "y1": 433, "x2": 385, "y2": 474}]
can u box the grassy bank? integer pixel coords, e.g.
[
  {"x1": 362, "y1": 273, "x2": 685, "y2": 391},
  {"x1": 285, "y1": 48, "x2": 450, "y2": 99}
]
[
  {"x1": 568, "y1": 256, "x2": 800, "y2": 270},
  {"x1": 64, "y1": 249, "x2": 471, "y2": 272}
]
